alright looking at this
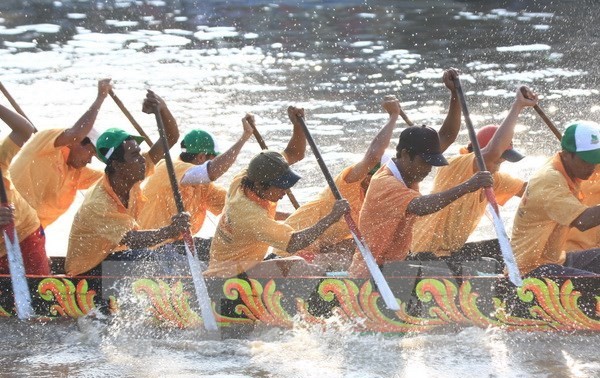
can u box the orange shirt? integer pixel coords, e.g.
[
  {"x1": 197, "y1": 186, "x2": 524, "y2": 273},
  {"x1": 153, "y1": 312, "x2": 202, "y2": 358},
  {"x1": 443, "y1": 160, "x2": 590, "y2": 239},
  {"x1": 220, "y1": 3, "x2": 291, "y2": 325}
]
[
  {"x1": 412, "y1": 153, "x2": 524, "y2": 256},
  {"x1": 9, "y1": 129, "x2": 102, "y2": 227},
  {"x1": 0, "y1": 137, "x2": 41, "y2": 258},
  {"x1": 139, "y1": 159, "x2": 226, "y2": 235},
  {"x1": 348, "y1": 160, "x2": 420, "y2": 277},
  {"x1": 512, "y1": 153, "x2": 588, "y2": 274},
  {"x1": 65, "y1": 154, "x2": 154, "y2": 276},
  {"x1": 281, "y1": 164, "x2": 364, "y2": 254},
  {"x1": 564, "y1": 166, "x2": 600, "y2": 251},
  {"x1": 204, "y1": 168, "x2": 295, "y2": 278}
]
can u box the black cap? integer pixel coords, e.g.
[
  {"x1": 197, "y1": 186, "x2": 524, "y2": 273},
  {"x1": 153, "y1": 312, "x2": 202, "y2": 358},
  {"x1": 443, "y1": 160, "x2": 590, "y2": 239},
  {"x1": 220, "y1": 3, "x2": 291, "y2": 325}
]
[
  {"x1": 247, "y1": 151, "x2": 301, "y2": 189},
  {"x1": 396, "y1": 126, "x2": 448, "y2": 166}
]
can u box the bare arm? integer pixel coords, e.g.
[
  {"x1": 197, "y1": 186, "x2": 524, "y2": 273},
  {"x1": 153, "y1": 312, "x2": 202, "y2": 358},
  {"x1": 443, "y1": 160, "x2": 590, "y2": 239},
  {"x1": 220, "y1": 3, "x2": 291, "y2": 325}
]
[
  {"x1": 407, "y1": 171, "x2": 493, "y2": 216},
  {"x1": 120, "y1": 212, "x2": 190, "y2": 249},
  {"x1": 285, "y1": 199, "x2": 350, "y2": 253},
  {"x1": 345, "y1": 97, "x2": 400, "y2": 183},
  {"x1": 0, "y1": 104, "x2": 35, "y2": 147},
  {"x1": 571, "y1": 206, "x2": 600, "y2": 232},
  {"x1": 438, "y1": 68, "x2": 462, "y2": 152},
  {"x1": 143, "y1": 90, "x2": 180, "y2": 164},
  {"x1": 481, "y1": 87, "x2": 538, "y2": 166},
  {"x1": 205, "y1": 114, "x2": 254, "y2": 181},
  {"x1": 55, "y1": 79, "x2": 112, "y2": 147},
  {"x1": 283, "y1": 106, "x2": 307, "y2": 165}
]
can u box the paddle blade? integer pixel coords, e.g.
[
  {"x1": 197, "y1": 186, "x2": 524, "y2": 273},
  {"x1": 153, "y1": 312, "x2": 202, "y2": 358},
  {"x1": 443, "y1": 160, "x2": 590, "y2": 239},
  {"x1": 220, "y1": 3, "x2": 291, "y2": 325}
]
[
  {"x1": 183, "y1": 240, "x2": 218, "y2": 331},
  {"x1": 3, "y1": 226, "x2": 33, "y2": 320},
  {"x1": 486, "y1": 204, "x2": 523, "y2": 286}
]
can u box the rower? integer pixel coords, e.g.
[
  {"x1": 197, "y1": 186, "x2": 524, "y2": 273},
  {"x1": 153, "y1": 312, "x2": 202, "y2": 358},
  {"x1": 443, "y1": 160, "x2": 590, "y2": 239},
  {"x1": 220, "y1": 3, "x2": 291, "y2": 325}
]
[
  {"x1": 348, "y1": 77, "x2": 494, "y2": 277},
  {"x1": 203, "y1": 107, "x2": 350, "y2": 279},
  {"x1": 138, "y1": 114, "x2": 255, "y2": 259},
  {"x1": 9, "y1": 79, "x2": 112, "y2": 228},
  {"x1": 65, "y1": 91, "x2": 186, "y2": 276},
  {"x1": 410, "y1": 87, "x2": 537, "y2": 267},
  {"x1": 564, "y1": 166, "x2": 600, "y2": 251},
  {"x1": 512, "y1": 121, "x2": 600, "y2": 277},
  {"x1": 0, "y1": 103, "x2": 50, "y2": 275}
]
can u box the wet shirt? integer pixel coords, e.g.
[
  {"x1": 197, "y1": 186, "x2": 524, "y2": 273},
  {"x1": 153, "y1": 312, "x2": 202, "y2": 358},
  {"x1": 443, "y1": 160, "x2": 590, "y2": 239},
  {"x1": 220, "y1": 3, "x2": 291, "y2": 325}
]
[
  {"x1": 65, "y1": 155, "x2": 154, "y2": 276},
  {"x1": 411, "y1": 153, "x2": 524, "y2": 256},
  {"x1": 348, "y1": 160, "x2": 420, "y2": 277},
  {"x1": 9, "y1": 128, "x2": 102, "y2": 227},
  {"x1": 512, "y1": 153, "x2": 588, "y2": 274},
  {"x1": 139, "y1": 159, "x2": 226, "y2": 235},
  {"x1": 564, "y1": 166, "x2": 600, "y2": 251},
  {"x1": 280, "y1": 164, "x2": 364, "y2": 254},
  {"x1": 0, "y1": 137, "x2": 41, "y2": 258},
  {"x1": 205, "y1": 167, "x2": 295, "y2": 278}
]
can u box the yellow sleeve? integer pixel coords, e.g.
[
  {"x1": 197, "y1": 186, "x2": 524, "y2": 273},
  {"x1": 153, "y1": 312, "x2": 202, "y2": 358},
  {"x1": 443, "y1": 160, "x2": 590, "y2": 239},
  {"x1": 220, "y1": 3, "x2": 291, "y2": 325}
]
[
  {"x1": 77, "y1": 167, "x2": 103, "y2": 189},
  {"x1": 206, "y1": 183, "x2": 227, "y2": 216},
  {"x1": 494, "y1": 173, "x2": 525, "y2": 206},
  {"x1": 542, "y1": 177, "x2": 588, "y2": 226},
  {"x1": 240, "y1": 210, "x2": 295, "y2": 251}
]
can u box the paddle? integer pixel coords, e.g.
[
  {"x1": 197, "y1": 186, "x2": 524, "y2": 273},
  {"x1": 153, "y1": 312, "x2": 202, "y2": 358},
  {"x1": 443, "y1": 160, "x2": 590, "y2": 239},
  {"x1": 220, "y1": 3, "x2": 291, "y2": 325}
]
[
  {"x1": 247, "y1": 116, "x2": 301, "y2": 209},
  {"x1": 519, "y1": 87, "x2": 562, "y2": 141},
  {"x1": 110, "y1": 90, "x2": 153, "y2": 147},
  {"x1": 453, "y1": 77, "x2": 523, "y2": 286},
  {"x1": 0, "y1": 168, "x2": 34, "y2": 320},
  {"x1": 383, "y1": 95, "x2": 414, "y2": 126},
  {"x1": 296, "y1": 116, "x2": 400, "y2": 311},
  {"x1": 153, "y1": 108, "x2": 218, "y2": 332},
  {"x1": 0, "y1": 82, "x2": 37, "y2": 132}
]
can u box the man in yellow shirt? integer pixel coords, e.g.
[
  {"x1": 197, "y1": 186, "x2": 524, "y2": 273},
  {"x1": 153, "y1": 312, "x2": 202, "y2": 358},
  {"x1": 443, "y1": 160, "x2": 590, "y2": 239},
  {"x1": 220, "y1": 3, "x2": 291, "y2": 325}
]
[
  {"x1": 65, "y1": 93, "x2": 186, "y2": 276},
  {"x1": 411, "y1": 88, "x2": 537, "y2": 266},
  {"x1": 564, "y1": 166, "x2": 600, "y2": 251},
  {"x1": 0, "y1": 103, "x2": 50, "y2": 275},
  {"x1": 9, "y1": 79, "x2": 112, "y2": 227},
  {"x1": 512, "y1": 121, "x2": 600, "y2": 276},
  {"x1": 205, "y1": 107, "x2": 350, "y2": 278},
  {"x1": 139, "y1": 114, "x2": 254, "y2": 258}
]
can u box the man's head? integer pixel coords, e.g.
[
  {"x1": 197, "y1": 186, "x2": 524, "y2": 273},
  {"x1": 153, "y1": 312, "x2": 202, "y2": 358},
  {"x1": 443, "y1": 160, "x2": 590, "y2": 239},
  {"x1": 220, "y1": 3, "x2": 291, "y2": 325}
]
[
  {"x1": 96, "y1": 128, "x2": 146, "y2": 181},
  {"x1": 244, "y1": 150, "x2": 301, "y2": 201},
  {"x1": 396, "y1": 125, "x2": 448, "y2": 183},
  {"x1": 467, "y1": 124, "x2": 524, "y2": 173},
  {"x1": 66, "y1": 137, "x2": 96, "y2": 169},
  {"x1": 180, "y1": 129, "x2": 220, "y2": 164},
  {"x1": 561, "y1": 121, "x2": 600, "y2": 180}
]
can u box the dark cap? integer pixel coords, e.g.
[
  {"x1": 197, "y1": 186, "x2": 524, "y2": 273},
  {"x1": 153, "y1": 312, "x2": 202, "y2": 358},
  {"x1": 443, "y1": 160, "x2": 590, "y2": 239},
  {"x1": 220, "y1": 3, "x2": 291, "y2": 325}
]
[
  {"x1": 247, "y1": 151, "x2": 301, "y2": 189},
  {"x1": 396, "y1": 125, "x2": 448, "y2": 166}
]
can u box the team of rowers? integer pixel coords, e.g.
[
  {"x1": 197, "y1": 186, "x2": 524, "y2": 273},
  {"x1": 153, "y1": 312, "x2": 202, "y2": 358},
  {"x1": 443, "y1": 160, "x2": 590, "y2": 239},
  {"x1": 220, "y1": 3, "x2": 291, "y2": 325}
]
[{"x1": 2, "y1": 68, "x2": 600, "y2": 282}]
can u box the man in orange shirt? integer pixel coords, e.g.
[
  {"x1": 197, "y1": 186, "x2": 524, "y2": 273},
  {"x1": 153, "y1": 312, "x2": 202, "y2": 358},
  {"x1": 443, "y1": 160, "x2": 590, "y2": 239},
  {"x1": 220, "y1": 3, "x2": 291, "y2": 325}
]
[
  {"x1": 139, "y1": 114, "x2": 254, "y2": 258},
  {"x1": 411, "y1": 88, "x2": 537, "y2": 265},
  {"x1": 65, "y1": 92, "x2": 186, "y2": 276},
  {"x1": 512, "y1": 121, "x2": 600, "y2": 276},
  {"x1": 348, "y1": 125, "x2": 493, "y2": 277},
  {"x1": 564, "y1": 166, "x2": 600, "y2": 251},
  {"x1": 0, "y1": 103, "x2": 50, "y2": 275},
  {"x1": 10, "y1": 79, "x2": 112, "y2": 228},
  {"x1": 205, "y1": 107, "x2": 350, "y2": 279}
]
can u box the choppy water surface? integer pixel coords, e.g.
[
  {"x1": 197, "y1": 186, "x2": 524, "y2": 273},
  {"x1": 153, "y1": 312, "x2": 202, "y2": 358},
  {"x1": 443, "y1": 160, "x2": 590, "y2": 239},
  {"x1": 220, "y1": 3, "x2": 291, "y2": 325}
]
[{"x1": 2, "y1": 0, "x2": 600, "y2": 376}]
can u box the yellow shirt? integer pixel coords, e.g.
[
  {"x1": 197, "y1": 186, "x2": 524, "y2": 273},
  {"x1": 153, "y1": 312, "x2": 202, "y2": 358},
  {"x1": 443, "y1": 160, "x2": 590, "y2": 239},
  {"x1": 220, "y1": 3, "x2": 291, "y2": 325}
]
[
  {"x1": 204, "y1": 168, "x2": 295, "y2": 278},
  {"x1": 512, "y1": 153, "x2": 588, "y2": 274},
  {"x1": 281, "y1": 165, "x2": 364, "y2": 254},
  {"x1": 9, "y1": 128, "x2": 102, "y2": 228},
  {"x1": 348, "y1": 162, "x2": 420, "y2": 277},
  {"x1": 139, "y1": 159, "x2": 226, "y2": 235},
  {"x1": 65, "y1": 154, "x2": 154, "y2": 276},
  {"x1": 411, "y1": 153, "x2": 524, "y2": 256},
  {"x1": 564, "y1": 166, "x2": 600, "y2": 251},
  {"x1": 0, "y1": 137, "x2": 41, "y2": 258}
]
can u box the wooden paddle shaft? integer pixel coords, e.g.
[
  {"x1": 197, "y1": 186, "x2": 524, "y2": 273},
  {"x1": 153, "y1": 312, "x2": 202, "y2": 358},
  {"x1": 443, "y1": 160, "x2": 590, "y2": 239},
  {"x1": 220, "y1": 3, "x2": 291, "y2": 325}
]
[
  {"x1": 519, "y1": 87, "x2": 562, "y2": 141},
  {"x1": 0, "y1": 166, "x2": 9, "y2": 205},
  {"x1": 110, "y1": 90, "x2": 154, "y2": 146},
  {"x1": 0, "y1": 82, "x2": 37, "y2": 132},
  {"x1": 154, "y1": 109, "x2": 185, "y2": 213}
]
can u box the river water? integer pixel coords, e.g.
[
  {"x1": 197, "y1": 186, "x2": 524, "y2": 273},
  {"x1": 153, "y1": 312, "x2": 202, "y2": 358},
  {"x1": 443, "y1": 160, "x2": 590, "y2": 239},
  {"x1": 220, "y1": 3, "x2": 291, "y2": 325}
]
[{"x1": 1, "y1": 0, "x2": 600, "y2": 376}]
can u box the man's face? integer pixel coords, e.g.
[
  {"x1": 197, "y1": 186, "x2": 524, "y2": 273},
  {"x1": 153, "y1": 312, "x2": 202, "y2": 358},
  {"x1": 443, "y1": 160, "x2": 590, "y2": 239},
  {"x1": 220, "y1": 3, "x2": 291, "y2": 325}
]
[
  {"x1": 259, "y1": 185, "x2": 287, "y2": 202},
  {"x1": 565, "y1": 152, "x2": 597, "y2": 180},
  {"x1": 67, "y1": 142, "x2": 96, "y2": 169},
  {"x1": 401, "y1": 153, "x2": 432, "y2": 183},
  {"x1": 120, "y1": 139, "x2": 146, "y2": 182}
]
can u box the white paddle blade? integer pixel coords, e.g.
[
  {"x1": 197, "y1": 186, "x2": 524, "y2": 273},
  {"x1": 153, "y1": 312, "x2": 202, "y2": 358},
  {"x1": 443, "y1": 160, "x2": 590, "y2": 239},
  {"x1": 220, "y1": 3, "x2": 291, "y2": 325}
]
[
  {"x1": 4, "y1": 228, "x2": 33, "y2": 320},
  {"x1": 183, "y1": 242, "x2": 218, "y2": 331},
  {"x1": 351, "y1": 233, "x2": 400, "y2": 311},
  {"x1": 486, "y1": 204, "x2": 523, "y2": 286}
]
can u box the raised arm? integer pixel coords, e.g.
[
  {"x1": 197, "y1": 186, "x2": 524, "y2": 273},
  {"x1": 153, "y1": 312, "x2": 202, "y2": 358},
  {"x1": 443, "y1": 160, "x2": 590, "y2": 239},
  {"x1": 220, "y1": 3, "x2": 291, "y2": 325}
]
[
  {"x1": 204, "y1": 114, "x2": 254, "y2": 181},
  {"x1": 143, "y1": 90, "x2": 180, "y2": 164},
  {"x1": 0, "y1": 103, "x2": 35, "y2": 147},
  {"x1": 55, "y1": 78, "x2": 112, "y2": 148},
  {"x1": 344, "y1": 97, "x2": 400, "y2": 183},
  {"x1": 283, "y1": 106, "x2": 307, "y2": 165},
  {"x1": 482, "y1": 87, "x2": 538, "y2": 166},
  {"x1": 438, "y1": 68, "x2": 462, "y2": 152}
]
